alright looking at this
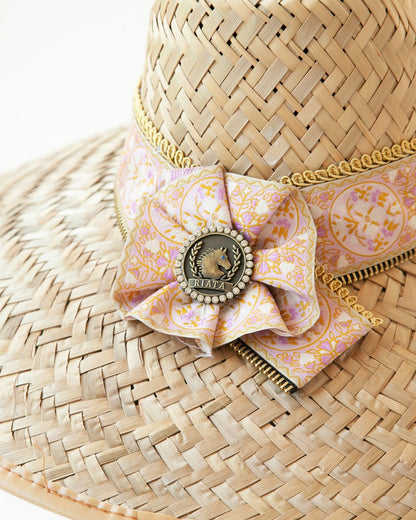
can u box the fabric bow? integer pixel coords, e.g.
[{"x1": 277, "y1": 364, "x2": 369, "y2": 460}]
[
  {"x1": 114, "y1": 164, "x2": 323, "y2": 355},
  {"x1": 114, "y1": 129, "x2": 377, "y2": 388}
]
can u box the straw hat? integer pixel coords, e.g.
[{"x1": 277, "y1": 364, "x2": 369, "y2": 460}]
[{"x1": 1, "y1": 1, "x2": 416, "y2": 519}]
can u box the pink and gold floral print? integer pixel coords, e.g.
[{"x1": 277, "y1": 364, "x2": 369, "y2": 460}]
[
  {"x1": 114, "y1": 125, "x2": 375, "y2": 387},
  {"x1": 244, "y1": 283, "x2": 371, "y2": 387},
  {"x1": 114, "y1": 165, "x2": 323, "y2": 354},
  {"x1": 304, "y1": 157, "x2": 416, "y2": 276},
  {"x1": 118, "y1": 123, "x2": 416, "y2": 279}
]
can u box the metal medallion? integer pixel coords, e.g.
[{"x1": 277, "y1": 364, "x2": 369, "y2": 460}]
[{"x1": 175, "y1": 225, "x2": 253, "y2": 304}]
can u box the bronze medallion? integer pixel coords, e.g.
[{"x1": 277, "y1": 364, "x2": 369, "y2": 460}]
[{"x1": 175, "y1": 226, "x2": 253, "y2": 304}]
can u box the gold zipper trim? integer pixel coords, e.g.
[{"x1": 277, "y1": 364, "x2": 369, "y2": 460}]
[
  {"x1": 229, "y1": 339, "x2": 297, "y2": 393},
  {"x1": 229, "y1": 265, "x2": 384, "y2": 392},
  {"x1": 336, "y1": 248, "x2": 416, "y2": 286},
  {"x1": 114, "y1": 182, "x2": 129, "y2": 242},
  {"x1": 228, "y1": 263, "x2": 385, "y2": 393}
]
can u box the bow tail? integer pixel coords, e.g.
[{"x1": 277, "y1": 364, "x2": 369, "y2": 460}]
[{"x1": 241, "y1": 280, "x2": 373, "y2": 388}]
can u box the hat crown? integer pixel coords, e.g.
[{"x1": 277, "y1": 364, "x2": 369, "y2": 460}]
[{"x1": 141, "y1": 0, "x2": 416, "y2": 179}]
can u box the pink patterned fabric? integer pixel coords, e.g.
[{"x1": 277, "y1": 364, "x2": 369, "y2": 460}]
[
  {"x1": 303, "y1": 159, "x2": 416, "y2": 276},
  {"x1": 113, "y1": 124, "x2": 375, "y2": 387},
  {"x1": 116, "y1": 121, "x2": 170, "y2": 232},
  {"x1": 114, "y1": 165, "x2": 321, "y2": 353},
  {"x1": 244, "y1": 283, "x2": 370, "y2": 387},
  {"x1": 119, "y1": 123, "x2": 416, "y2": 278}
]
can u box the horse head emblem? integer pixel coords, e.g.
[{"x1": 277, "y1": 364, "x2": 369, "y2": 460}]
[
  {"x1": 177, "y1": 226, "x2": 252, "y2": 304},
  {"x1": 197, "y1": 247, "x2": 231, "y2": 279}
]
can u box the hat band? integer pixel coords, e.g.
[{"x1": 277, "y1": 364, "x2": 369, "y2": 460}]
[
  {"x1": 113, "y1": 151, "x2": 378, "y2": 391},
  {"x1": 127, "y1": 85, "x2": 416, "y2": 282},
  {"x1": 112, "y1": 89, "x2": 395, "y2": 391}
]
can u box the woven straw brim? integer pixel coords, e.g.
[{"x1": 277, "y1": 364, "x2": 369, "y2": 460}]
[{"x1": 1, "y1": 130, "x2": 416, "y2": 520}]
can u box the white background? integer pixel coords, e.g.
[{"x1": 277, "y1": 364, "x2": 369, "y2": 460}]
[
  {"x1": 0, "y1": 1, "x2": 153, "y2": 518},
  {"x1": 0, "y1": 0, "x2": 153, "y2": 173}
]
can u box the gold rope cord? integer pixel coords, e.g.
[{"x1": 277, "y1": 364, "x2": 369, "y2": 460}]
[
  {"x1": 281, "y1": 140, "x2": 416, "y2": 186},
  {"x1": 133, "y1": 88, "x2": 198, "y2": 170}
]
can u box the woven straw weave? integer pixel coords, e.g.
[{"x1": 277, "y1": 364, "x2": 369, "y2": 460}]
[
  {"x1": 2, "y1": 0, "x2": 416, "y2": 518},
  {"x1": 1, "y1": 129, "x2": 416, "y2": 518},
  {"x1": 141, "y1": 0, "x2": 416, "y2": 179}
]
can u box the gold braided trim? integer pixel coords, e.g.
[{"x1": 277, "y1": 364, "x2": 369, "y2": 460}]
[
  {"x1": 134, "y1": 88, "x2": 197, "y2": 170},
  {"x1": 280, "y1": 140, "x2": 416, "y2": 187},
  {"x1": 133, "y1": 85, "x2": 416, "y2": 187},
  {"x1": 315, "y1": 265, "x2": 383, "y2": 327}
]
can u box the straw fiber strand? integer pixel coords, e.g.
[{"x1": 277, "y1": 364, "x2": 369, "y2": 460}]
[
  {"x1": 1, "y1": 131, "x2": 416, "y2": 518},
  {"x1": 141, "y1": 0, "x2": 416, "y2": 179}
]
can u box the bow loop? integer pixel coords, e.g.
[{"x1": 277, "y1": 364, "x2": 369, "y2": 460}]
[
  {"x1": 114, "y1": 164, "x2": 321, "y2": 354},
  {"x1": 114, "y1": 124, "x2": 377, "y2": 388}
]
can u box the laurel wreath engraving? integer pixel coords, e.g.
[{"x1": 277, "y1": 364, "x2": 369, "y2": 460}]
[
  {"x1": 190, "y1": 241, "x2": 203, "y2": 277},
  {"x1": 222, "y1": 245, "x2": 241, "y2": 281}
]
